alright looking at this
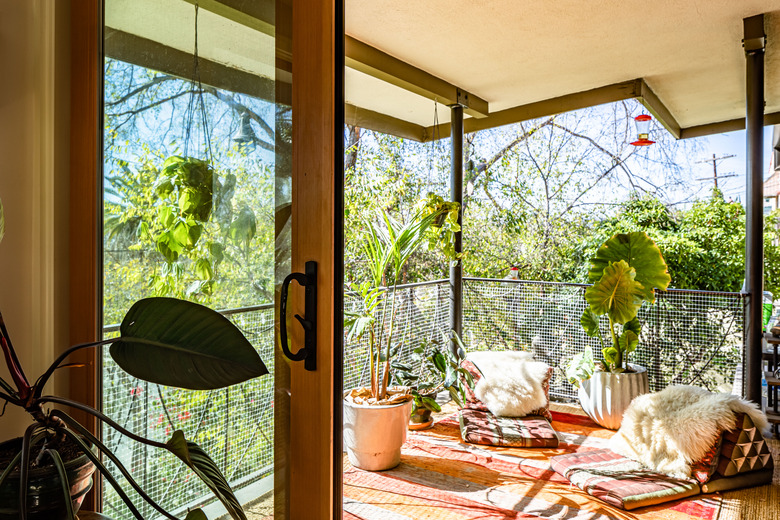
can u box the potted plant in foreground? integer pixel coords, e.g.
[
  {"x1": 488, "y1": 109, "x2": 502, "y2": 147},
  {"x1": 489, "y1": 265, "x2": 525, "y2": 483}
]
[
  {"x1": 0, "y1": 295, "x2": 267, "y2": 520},
  {"x1": 344, "y1": 193, "x2": 459, "y2": 471},
  {"x1": 565, "y1": 231, "x2": 670, "y2": 429}
]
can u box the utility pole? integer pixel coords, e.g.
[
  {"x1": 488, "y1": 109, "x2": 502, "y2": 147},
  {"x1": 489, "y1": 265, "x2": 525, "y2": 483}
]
[{"x1": 696, "y1": 153, "x2": 737, "y2": 188}]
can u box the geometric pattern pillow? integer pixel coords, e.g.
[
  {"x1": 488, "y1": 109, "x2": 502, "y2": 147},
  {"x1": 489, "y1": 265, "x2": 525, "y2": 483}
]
[
  {"x1": 715, "y1": 412, "x2": 774, "y2": 477},
  {"x1": 550, "y1": 448, "x2": 701, "y2": 510},
  {"x1": 459, "y1": 359, "x2": 553, "y2": 421},
  {"x1": 459, "y1": 408, "x2": 559, "y2": 448}
]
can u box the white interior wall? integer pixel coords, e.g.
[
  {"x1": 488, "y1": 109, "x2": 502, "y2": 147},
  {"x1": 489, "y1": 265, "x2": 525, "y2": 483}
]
[{"x1": 0, "y1": 0, "x2": 72, "y2": 439}]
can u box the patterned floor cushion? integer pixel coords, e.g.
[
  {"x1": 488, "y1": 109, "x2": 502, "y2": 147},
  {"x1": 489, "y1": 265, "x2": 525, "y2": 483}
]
[
  {"x1": 695, "y1": 412, "x2": 775, "y2": 493},
  {"x1": 550, "y1": 449, "x2": 701, "y2": 510},
  {"x1": 715, "y1": 412, "x2": 774, "y2": 477},
  {"x1": 459, "y1": 408, "x2": 560, "y2": 448}
]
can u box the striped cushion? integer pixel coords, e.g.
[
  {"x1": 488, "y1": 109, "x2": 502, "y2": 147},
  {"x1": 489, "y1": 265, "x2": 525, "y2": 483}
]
[
  {"x1": 459, "y1": 408, "x2": 559, "y2": 448},
  {"x1": 551, "y1": 449, "x2": 701, "y2": 510}
]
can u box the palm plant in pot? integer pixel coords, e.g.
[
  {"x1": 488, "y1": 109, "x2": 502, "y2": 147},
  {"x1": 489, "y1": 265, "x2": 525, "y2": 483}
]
[
  {"x1": 344, "y1": 193, "x2": 459, "y2": 471},
  {"x1": 564, "y1": 231, "x2": 670, "y2": 430},
  {"x1": 0, "y1": 295, "x2": 267, "y2": 520}
]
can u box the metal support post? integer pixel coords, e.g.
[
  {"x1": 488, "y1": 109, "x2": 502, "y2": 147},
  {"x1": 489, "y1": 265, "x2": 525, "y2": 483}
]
[
  {"x1": 744, "y1": 14, "x2": 765, "y2": 404},
  {"x1": 449, "y1": 103, "x2": 464, "y2": 352}
]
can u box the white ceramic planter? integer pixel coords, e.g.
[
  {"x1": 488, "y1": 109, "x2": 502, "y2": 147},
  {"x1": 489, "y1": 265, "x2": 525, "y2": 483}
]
[
  {"x1": 578, "y1": 364, "x2": 649, "y2": 430},
  {"x1": 343, "y1": 396, "x2": 413, "y2": 471}
]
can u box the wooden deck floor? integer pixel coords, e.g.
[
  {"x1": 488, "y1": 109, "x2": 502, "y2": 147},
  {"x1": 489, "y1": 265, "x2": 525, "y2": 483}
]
[{"x1": 236, "y1": 402, "x2": 779, "y2": 520}]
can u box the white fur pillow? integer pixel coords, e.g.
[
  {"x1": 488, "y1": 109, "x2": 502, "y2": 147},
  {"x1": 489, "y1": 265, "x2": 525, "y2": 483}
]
[
  {"x1": 467, "y1": 351, "x2": 550, "y2": 417},
  {"x1": 610, "y1": 385, "x2": 769, "y2": 479}
]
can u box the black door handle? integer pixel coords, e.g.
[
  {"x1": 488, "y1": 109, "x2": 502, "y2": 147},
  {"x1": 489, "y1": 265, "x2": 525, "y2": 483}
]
[{"x1": 279, "y1": 261, "x2": 317, "y2": 371}]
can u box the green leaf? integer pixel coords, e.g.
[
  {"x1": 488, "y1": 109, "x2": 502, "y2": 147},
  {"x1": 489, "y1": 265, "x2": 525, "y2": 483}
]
[
  {"x1": 209, "y1": 241, "x2": 225, "y2": 265},
  {"x1": 587, "y1": 232, "x2": 671, "y2": 303},
  {"x1": 172, "y1": 221, "x2": 191, "y2": 248},
  {"x1": 44, "y1": 449, "x2": 75, "y2": 520},
  {"x1": 619, "y1": 330, "x2": 639, "y2": 354},
  {"x1": 111, "y1": 297, "x2": 267, "y2": 390},
  {"x1": 166, "y1": 430, "x2": 246, "y2": 520},
  {"x1": 194, "y1": 258, "x2": 213, "y2": 280},
  {"x1": 564, "y1": 346, "x2": 594, "y2": 387},
  {"x1": 229, "y1": 207, "x2": 257, "y2": 248},
  {"x1": 157, "y1": 205, "x2": 175, "y2": 228},
  {"x1": 153, "y1": 177, "x2": 174, "y2": 198},
  {"x1": 623, "y1": 317, "x2": 642, "y2": 337},
  {"x1": 585, "y1": 260, "x2": 644, "y2": 324},
  {"x1": 185, "y1": 510, "x2": 209, "y2": 520},
  {"x1": 580, "y1": 308, "x2": 601, "y2": 337},
  {"x1": 602, "y1": 346, "x2": 620, "y2": 366},
  {"x1": 422, "y1": 396, "x2": 441, "y2": 412},
  {"x1": 156, "y1": 234, "x2": 179, "y2": 263},
  {"x1": 431, "y1": 351, "x2": 446, "y2": 373}
]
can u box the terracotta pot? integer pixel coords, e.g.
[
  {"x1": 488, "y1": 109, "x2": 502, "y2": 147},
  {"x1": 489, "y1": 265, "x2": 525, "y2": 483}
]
[
  {"x1": 577, "y1": 363, "x2": 649, "y2": 430},
  {"x1": 0, "y1": 437, "x2": 97, "y2": 520},
  {"x1": 343, "y1": 395, "x2": 413, "y2": 471},
  {"x1": 408, "y1": 406, "x2": 433, "y2": 430}
]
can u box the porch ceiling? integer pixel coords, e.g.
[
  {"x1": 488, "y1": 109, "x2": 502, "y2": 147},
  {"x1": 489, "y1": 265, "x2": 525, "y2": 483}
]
[
  {"x1": 105, "y1": 0, "x2": 780, "y2": 142},
  {"x1": 346, "y1": 0, "x2": 780, "y2": 140}
]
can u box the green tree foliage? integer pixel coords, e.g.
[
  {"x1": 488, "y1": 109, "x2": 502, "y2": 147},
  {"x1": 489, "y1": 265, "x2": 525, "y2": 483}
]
[
  {"x1": 587, "y1": 189, "x2": 780, "y2": 295},
  {"x1": 103, "y1": 59, "x2": 277, "y2": 324}
]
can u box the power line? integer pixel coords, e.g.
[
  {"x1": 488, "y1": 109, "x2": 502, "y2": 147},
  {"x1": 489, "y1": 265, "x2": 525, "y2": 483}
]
[{"x1": 695, "y1": 153, "x2": 737, "y2": 188}]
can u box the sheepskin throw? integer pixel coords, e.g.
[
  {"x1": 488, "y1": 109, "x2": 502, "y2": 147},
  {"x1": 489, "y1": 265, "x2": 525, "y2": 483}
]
[
  {"x1": 610, "y1": 385, "x2": 769, "y2": 479},
  {"x1": 467, "y1": 351, "x2": 550, "y2": 417}
]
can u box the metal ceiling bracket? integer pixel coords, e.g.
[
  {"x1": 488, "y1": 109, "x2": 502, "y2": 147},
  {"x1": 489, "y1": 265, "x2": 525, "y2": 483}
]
[
  {"x1": 455, "y1": 88, "x2": 470, "y2": 109},
  {"x1": 743, "y1": 14, "x2": 766, "y2": 54}
]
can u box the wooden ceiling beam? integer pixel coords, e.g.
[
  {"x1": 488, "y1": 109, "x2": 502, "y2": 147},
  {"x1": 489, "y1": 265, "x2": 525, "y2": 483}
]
[
  {"x1": 636, "y1": 80, "x2": 681, "y2": 139},
  {"x1": 680, "y1": 111, "x2": 780, "y2": 139},
  {"x1": 345, "y1": 35, "x2": 489, "y2": 118},
  {"x1": 345, "y1": 104, "x2": 428, "y2": 141},
  {"x1": 426, "y1": 79, "x2": 641, "y2": 140}
]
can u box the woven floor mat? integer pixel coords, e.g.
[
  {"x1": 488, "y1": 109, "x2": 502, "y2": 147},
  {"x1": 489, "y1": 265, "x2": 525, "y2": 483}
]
[{"x1": 343, "y1": 402, "x2": 778, "y2": 520}]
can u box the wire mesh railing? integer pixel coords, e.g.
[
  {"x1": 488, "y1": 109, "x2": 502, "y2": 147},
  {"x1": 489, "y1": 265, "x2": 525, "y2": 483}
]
[
  {"x1": 462, "y1": 278, "x2": 746, "y2": 401},
  {"x1": 101, "y1": 304, "x2": 275, "y2": 519},
  {"x1": 100, "y1": 279, "x2": 745, "y2": 518}
]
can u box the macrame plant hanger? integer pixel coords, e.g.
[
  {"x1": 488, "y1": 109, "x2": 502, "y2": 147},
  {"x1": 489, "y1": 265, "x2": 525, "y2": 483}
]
[{"x1": 183, "y1": 2, "x2": 214, "y2": 163}]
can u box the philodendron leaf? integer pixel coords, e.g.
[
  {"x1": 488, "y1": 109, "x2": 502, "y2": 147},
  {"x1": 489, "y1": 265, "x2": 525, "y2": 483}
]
[
  {"x1": 587, "y1": 231, "x2": 671, "y2": 303},
  {"x1": 623, "y1": 317, "x2": 642, "y2": 337},
  {"x1": 602, "y1": 346, "x2": 620, "y2": 367},
  {"x1": 166, "y1": 430, "x2": 246, "y2": 520},
  {"x1": 619, "y1": 330, "x2": 639, "y2": 355},
  {"x1": 185, "y1": 508, "x2": 209, "y2": 520},
  {"x1": 585, "y1": 260, "x2": 644, "y2": 324},
  {"x1": 112, "y1": 297, "x2": 267, "y2": 390},
  {"x1": 580, "y1": 308, "x2": 601, "y2": 337}
]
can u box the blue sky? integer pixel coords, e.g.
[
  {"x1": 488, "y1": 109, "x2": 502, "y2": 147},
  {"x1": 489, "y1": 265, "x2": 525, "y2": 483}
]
[{"x1": 691, "y1": 127, "x2": 773, "y2": 204}]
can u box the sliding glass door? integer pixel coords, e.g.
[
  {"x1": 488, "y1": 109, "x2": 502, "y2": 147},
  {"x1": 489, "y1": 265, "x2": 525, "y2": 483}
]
[{"x1": 99, "y1": 0, "x2": 341, "y2": 517}]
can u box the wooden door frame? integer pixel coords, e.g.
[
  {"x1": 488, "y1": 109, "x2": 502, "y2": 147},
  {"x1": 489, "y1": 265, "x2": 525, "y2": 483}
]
[
  {"x1": 69, "y1": 0, "x2": 102, "y2": 511},
  {"x1": 289, "y1": 0, "x2": 344, "y2": 517}
]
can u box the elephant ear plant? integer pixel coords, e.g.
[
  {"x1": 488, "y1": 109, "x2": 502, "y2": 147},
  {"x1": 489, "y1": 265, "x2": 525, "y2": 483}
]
[
  {"x1": 566, "y1": 231, "x2": 670, "y2": 383},
  {"x1": 0, "y1": 296, "x2": 267, "y2": 520}
]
